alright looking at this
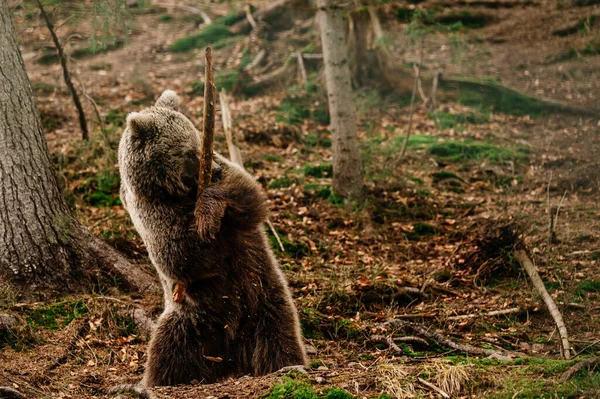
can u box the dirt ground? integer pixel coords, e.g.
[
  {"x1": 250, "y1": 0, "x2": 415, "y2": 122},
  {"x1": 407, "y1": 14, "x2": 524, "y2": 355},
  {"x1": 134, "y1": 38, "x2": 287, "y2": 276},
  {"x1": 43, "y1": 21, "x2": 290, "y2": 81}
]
[{"x1": 1, "y1": 0, "x2": 600, "y2": 398}]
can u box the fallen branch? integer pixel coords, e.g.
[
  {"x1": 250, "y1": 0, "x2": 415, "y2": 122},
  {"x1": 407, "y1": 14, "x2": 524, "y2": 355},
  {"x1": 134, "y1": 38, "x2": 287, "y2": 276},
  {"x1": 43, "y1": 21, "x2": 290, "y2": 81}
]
[
  {"x1": 567, "y1": 249, "x2": 600, "y2": 257},
  {"x1": 417, "y1": 377, "x2": 450, "y2": 399},
  {"x1": 514, "y1": 249, "x2": 572, "y2": 359},
  {"x1": 36, "y1": 0, "x2": 88, "y2": 140},
  {"x1": 448, "y1": 307, "x2": 523, "y2": 321},
  {"x1": 250, "y1": 62, "x2": 292, "y2": 87},
  {"x1": 370, "y1": 334, "x2": 403, "y2": 355},
  {"x1": 381, "y1": 319, "x2": 519, "y2": 357},
  {"x1": 231, "y1": 0, "x2": 290, "y2": 34},
  {"x1": 560, "y1": 357, "x2": 600, "y2": 382},
  {"x1": 244, "y1": 3, "x2": 257, "y2": 29},
  {"x1": 296, "y1": 51, "x2": 307, "y2": 83},
  {"x1": 244, "y1": 48, "x2": 267, "y2": 71},
  {"x1": 394, "y1": 336, "x2": 429, "y2": 346}
]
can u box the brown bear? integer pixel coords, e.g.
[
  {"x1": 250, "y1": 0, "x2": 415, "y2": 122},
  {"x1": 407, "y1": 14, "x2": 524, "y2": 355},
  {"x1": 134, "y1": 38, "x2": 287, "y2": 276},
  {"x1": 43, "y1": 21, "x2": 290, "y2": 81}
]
[{"x1": 117, "y1": 90, "x2": 307, "y2": 387}]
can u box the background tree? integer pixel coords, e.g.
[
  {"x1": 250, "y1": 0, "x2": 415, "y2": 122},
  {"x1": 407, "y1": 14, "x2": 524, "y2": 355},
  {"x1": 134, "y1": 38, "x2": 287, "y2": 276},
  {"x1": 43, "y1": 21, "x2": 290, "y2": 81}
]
[
  {"x1": 317, "y1": 0, "x2": 363, "y2": 201},
  {"x1": 0, "y1": 0, "x2": 155, "y2": 300}
]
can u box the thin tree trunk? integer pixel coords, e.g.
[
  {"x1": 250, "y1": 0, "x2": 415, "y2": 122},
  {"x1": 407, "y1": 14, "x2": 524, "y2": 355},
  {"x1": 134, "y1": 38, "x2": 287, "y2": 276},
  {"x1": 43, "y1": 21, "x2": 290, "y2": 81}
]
[
  {"x1": 317, "y1": 0, "x2": 363, "y2": 200},
  {"x1": 0, "y1": 2, "x2": 156, "y2": 299},
  {"x1": 35, "y1": 0, "x2": 89, "y2": 141}
]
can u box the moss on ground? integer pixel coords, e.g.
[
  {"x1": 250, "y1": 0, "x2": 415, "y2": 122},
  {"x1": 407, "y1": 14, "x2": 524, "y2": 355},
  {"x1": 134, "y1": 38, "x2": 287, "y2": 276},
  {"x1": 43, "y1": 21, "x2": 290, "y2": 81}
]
[{"x1": 171, "y1": 24, "x2": 234, "y2": 53}]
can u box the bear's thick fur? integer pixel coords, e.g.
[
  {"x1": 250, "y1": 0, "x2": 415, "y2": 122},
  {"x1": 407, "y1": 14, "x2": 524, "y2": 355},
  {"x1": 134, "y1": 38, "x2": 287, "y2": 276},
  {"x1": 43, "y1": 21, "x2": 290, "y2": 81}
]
[{"x1": 118, "y1": 90, "x2": 307, "y2": 386}]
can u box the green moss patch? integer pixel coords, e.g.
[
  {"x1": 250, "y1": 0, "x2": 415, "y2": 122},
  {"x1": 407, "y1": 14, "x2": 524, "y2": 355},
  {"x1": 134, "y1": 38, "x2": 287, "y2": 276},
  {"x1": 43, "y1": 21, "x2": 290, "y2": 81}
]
[
  {"x1": 26, "y1": 300, "x2": 88, "y2": 331},
  {"x1": 428, "y1": 140, "x2": 529, "y2": 163},
  {"x1": 171, "y1": 24, "x2": 233, "y2": 53}
]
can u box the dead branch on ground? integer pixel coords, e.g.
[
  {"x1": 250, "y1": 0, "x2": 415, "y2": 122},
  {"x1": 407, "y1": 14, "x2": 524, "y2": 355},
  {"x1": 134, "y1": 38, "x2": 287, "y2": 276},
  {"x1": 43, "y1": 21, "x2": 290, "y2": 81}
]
[
  {"x1": 36, "y1": 0, "x2": 88, "y2": 140},
  {"x1": 513, "y1": 250, "x2": 572, "y2": 359},
  {"x1": 560, "y1": 357, "x2": 600, "y2": 382},
  {"x1": 296, "y1": 51, "x2": 307, "y2": 83},
  {"x1": 417, "y1": 378, "x2": 450, "y2": 399},
  {"x1": 379, "y1": 319, "x2": 521, "y2": 358},
  {"x1": 447, "y1": 307, "x2": 523, "y2": 321},
  {"x1": 370, "y1": 334, "x2": 404, "y2": 355}
]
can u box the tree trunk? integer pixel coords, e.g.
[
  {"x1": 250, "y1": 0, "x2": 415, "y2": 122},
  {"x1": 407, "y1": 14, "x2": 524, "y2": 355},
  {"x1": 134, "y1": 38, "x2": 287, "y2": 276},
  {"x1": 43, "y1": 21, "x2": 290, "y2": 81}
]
[
  {"x1": 0, "y1": 1, "x2": 156, "y2": 300},
  {"x1": 317, "y1": 0, "x2": 364, "y2": 200}
]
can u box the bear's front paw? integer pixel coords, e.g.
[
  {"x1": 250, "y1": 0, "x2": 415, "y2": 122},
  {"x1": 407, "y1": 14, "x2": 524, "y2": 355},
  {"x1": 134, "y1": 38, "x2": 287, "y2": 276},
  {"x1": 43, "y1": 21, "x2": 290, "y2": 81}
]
[{"x1": 194, "y1": 187, "x2": 227, "y2": 241}]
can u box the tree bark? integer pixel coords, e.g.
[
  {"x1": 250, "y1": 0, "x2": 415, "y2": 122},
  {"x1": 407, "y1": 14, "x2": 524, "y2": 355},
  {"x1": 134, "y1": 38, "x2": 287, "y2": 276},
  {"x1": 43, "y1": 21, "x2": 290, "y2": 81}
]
[
  {"x1": 317, "y1": 0, "x2": 363, "y2": 200},
  {"x1": 0, "y1": 1, "x2": 157, "y2": 299}
]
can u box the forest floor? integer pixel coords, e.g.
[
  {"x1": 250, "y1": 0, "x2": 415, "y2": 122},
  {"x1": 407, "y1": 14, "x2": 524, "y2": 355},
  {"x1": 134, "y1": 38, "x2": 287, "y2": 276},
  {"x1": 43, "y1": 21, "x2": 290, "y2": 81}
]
[{"x1": 2, "y1": 0, "x2": 600, "y2": 398}]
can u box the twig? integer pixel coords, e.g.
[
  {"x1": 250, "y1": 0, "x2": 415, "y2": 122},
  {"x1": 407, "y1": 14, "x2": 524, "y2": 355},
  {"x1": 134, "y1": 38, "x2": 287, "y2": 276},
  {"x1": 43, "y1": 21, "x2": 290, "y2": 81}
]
[
  {"x1": 267, "y1": 219, "x2": 285, "y2": 253},
  {"x1": 370, "y1": 334, "x2": 404, "y2": 355},
  {"x1": 219, "y1": 91, "x2": 243, "y2": 166},
  {"x1": 381, "y1": 319, "x2": 518, "y2": 357},
  {"x1": 301, "y1": 53, "x2": 323, "y2": 59},
  {"x1": 244, "y1": 3, "x2": 257, "y2": 29},
  {"x1": 428, "y1": 71, "x2": 440, "y2": 111},
  {"x1": 566, "y1": 249, "x2": 600, "y2": 257},
  {"x1": 199, "y1": 47, "x2": 216, "y2": 193},
  {"x1": 398, "y1": 37, "x2": 424, "y2": 160},
  {"x1": 174, "y1": 47, "x2": 216, "y2": 305},
  {"x1": 554, "y1": 190, "x2": 567, "y2": 232},
  {"x1": 560, "y1": 357, "x2": 600, "y2": 382},
  {"x1": 513, "y1": 249, "x2": 572, "y2": 359},
  {"x1": 36, "y1": 0, "x2": 88, "y2": 140},
  {"x1": 448, "y1": 307, "x2": 523, "y2": 321},
  {"x1": 394, "y1": 336, "x2": 429, "y2": 346},
  {"x1": 417, "y1": 377, "x2": 450, "y2": 399},
  {"x1": 296, "y1": 51, "x2": 307, "y2": 84},
  {"x1": 573, "y1": 339, "x2": 600, "y2": 358},
  {"x1": 244, "y1": 48, "x2": 266, "y2": 71},
  {"x1": 547, "y1": 172, "x2": 555, "y2": 248}
]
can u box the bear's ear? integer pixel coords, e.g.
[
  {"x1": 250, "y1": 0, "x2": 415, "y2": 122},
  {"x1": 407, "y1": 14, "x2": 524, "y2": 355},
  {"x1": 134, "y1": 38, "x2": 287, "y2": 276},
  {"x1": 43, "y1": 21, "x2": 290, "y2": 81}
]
[
  {"x1": 155, "y1": 90, "x2": 180, "y2": 111},
  {"x1": 127, "y1": 112, "x2": 155, "y2": 139}
]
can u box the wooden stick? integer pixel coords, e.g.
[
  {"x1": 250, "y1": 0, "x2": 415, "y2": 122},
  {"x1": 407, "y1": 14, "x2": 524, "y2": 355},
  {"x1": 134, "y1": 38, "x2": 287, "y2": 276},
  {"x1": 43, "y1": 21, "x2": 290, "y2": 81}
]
[
  {"x1": 173, "y1": 48, "x2": 216, "y2": 304},
  {"x1": 36, "y1": 0, "x2": 88, "y2": 140},
  {"x1": 514, "y1": 249, "x2": 572, "y2": 359},
  {"x1": 381, "y1": 319, "x2": 519, "y2": 357},
  {"x1": 417, "y1": 378, "x2": 450, "y2": 399},
  {"x1": 244, "y1": 4, "x2": 257, "y2": 29},
  {"x1": 296, "y1": 51, "x2": 307, "y2": 83},
  {"x1": 448, "y1": 307, "x2": 523, "y2": 321},
  {"x1": 560, "y1": 357, "x2": 600, "y2": 382},
  {"x1": 199, "y1": 47, "x2": 216, "y2": 194},
  {"x1": 219, "y1": 90, "x2": 243, "y2": 166}
]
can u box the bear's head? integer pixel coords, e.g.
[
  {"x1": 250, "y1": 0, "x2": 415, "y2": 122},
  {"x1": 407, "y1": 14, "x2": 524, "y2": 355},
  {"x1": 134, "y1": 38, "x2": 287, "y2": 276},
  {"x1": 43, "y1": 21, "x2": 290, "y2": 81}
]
[{"x1": 118, "y1": 90, "x2": 202, "y2": 203}]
